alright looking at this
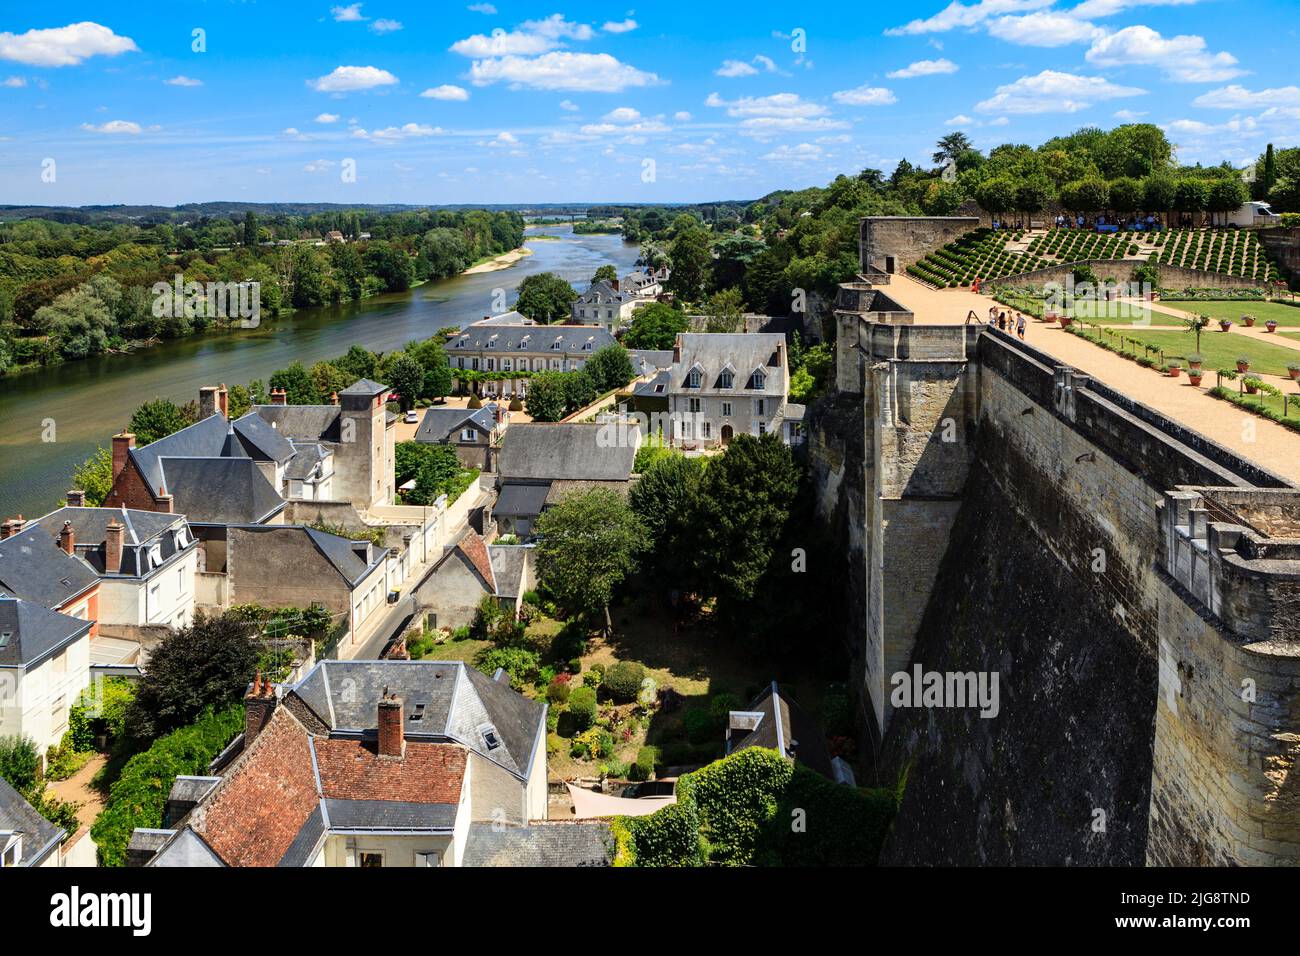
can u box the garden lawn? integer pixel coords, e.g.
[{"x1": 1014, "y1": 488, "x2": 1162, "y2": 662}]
[
  {"x1": 1210, "y1": 386, "x2": 1300, "y2": 428},
  {"x1": 1097, "y1": 328, "x2": 1300, "y2": 377},
  {"x1": 1158, "y1": 300, "x2": 1300, "y2": 328}
]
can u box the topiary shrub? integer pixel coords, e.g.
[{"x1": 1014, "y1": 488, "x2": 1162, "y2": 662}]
[
  {"x1": 601, "y1": 660, "x2": 646, "y2": 702},
  {"x1": 568, "y1": 686, "x2": 597, "y2": 729},
  {"x1": 508, "y1": 397, "x2": 523, "y2": 411},
  {"x1": 630, "y1": 745, "x2": 658, "y2": 781}
]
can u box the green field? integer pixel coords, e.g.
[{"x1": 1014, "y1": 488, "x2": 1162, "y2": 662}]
[
  {"x1": 1157, "y1": 300, "x2": 1300, "y2": 328},
  {"x1": 1083, "y1": 326, "x2": 1300, "y2": 377}
]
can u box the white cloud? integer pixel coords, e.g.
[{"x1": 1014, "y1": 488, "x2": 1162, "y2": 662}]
[
  {"x1": 706, "y1": 91, "x2": 848, "y2": 136},
  {"x1": 1071, "y1": 0, "x2": 1204, "y2": 17},
  {"x1": 674, "y1": 110, "x2": 692, "y2": 121},
  {"x1": 468, "y1": 52, "x2": 659, "y2": 92},
  {"x1": 304, "y1": 159, "x2": 337, "y2": 173},
  {"x1": 421, "y1": 84, "x2": 470, "y2": 100},
  {"x1": 315, "y1": 113, "x2": 340, "y2": 123},
  {"x1": 945, "y1": 113, "x2": 974, "y2": 125},
  {"x1": 309, "y1": 65, "x2": 399, "y2": 92},
  {"x1": 165, "y1": 75, "x2": 202, "y2": 87},
  {"x1": 602, "y1": 106, "x2": 642, "y2": 123},
  {"x1": 80, "y1": 119, "x2": 145, "y2": 134},
  {"x1": 495, "y1": 131, "x2": 518, "y2": 144},
  {"x1": 581, "y1": 108, "x2": 670, "y2": 136},
  {"x1": 603, "y1": 19, "x2": 638, "y2": 33},
  {"x1": 887, "y1": 58, "x2": 959, "y2": 78},
  {"x1": 715, "y1": 59, "x2": 758, "y2": 77},
  {"x1": 355, "y1": 122, "x2": 442, "y2": 141},
  {"x1": 1085, "y1": 25, "x2": 1242, "y2": 82},
  {"x1": 2, "y1": 76, "x2": 26, "y2": 87},
  {"x1": 467, "y1": 3, "x2": 497, "y2": 12},
  {"x1": 283, "y1": 127, "x2": 301, "y2": 136},
  {"x1": 1192, "y1": 84, "x2": 1300, "y2": 109},
  {"x1": 975, "y1": 69, "x2": 1144, "y2": 113},
  {"x1": 559, "y1": 99, "x2": 579, "y2": 110},
  {"x1": 371, "y1": 19, "x2": 403, "y2": 33},
  {"x1": 0, "y1": 21, "x2": 138, "y2": 67},
  {"x1": 832, "y1": 84, "x2": 897, "y2": 106},
  {"x1": 1113, "y1": 108, "x2": 1148, "y2": 120},
  {"x1": 988, "y1": 12, "x2": 1101, "y2": 47},
  {"x1": 753, "y1": 55, "x2": 781, "y2": 73},
  {"x1": 886, "y1": 0, "x2": 1053, "y2": 36},
  {"x1": 331, "y1": 4, "x2": 367, "y2": 22},
  {"x1": 452, "y1": 13, "x2": 595, "y2": 57},
  {"x1": 761, "y1": 143, "x2": 825, "y2": 163}
]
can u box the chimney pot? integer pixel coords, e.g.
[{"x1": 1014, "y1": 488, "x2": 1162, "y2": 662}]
[
  {"x1": 112, "y1": 432, "x2": 136, "y2": 480},
  {"x1": 67, "y1": 489, "x2": 86, "y2": 508},
  {"x1": 218, "y1": 384, "x2": 229, "y2": 419},
  {"x1": 330, "y1": 391, "x2": 339, "y2": 406},
  {"x1": 377, "y1": 691, "x2": 404, "y2": 758},
  {"x1": 58, "y1": 520, "x2": 75, "y2": 555},
  {"x1": 243, "y1": 671, "x2": 277, "y2": 747},
  {"x1": 271, "y1": 388, "x2": 287, "y2": 406},
  {"x1": 104, "y1": 518, "x2": 125, "y2": 573}
]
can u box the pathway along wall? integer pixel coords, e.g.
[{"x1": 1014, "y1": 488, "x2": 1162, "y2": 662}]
[{"x1": 816, "y1": 312, "x2": 1300, "y2": 865}]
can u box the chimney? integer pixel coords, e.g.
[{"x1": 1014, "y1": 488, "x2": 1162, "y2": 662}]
[
  {"x1": 0, "y1": 516, "x2": 23, "y2": 540},
  {"x1": 672, "y1": 334, "x2": 682, "y2": 364},
  {"x1": 67, "y1": 490, "x2": 86, "y2": 508},
  {"x1": 157, "y1": 492, "x2": 174, "y2": 514},
  {"x1": 112, "y1": 432, "x2": 136, "y2": 480},
  {"x1": 271, "y1": 387, "x2": 287, "y2": 406},
  {"x1": 377, "y1": 689, "x2": 404, "y2": 758},
  {"x1": 243, "y1": 672, "x2": 277, "y2": 748},
  {"x1": 217, "y1": 384, "x2": 229, "y2": 419},
  {"x1": 58, "y1": 520, "x2": 75, "y2": 555},
  {"x1": 775, "y1": 342, "x2": 785, "y2": 368},
  {"x1": 198, "y1": 385, "x2": 218, "y2": 419},
  {"x1": 329, "y1": 391, "x2": 339, "y2": 406},
  {"x1": 105, "y1": 518, "x2": 124, "y2": 573}
]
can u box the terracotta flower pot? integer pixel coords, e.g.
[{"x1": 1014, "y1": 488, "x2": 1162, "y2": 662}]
[
  {"x1": 1266, "y1": 321, "x2": 1278, "y2": 333},
  {"x1": 1243, "y1": 315, "x2": 1257, "y2": 327},
  {"x1": 1187, "y1": 359, "x2": 1203, "y2": 371},
  {"x1": 1245, "y1": 383, "x2": 1258, "y2": 394},
  {"x1": 1219, "y1": 320, "x2": 1233, "y2": 332},
  {"x1": 1167, "y1": 367, "x2": 1181, "y2": 378},
  {"x1": 1058, "y1": 315, "x2": 1073, "y2": 328},
  {"x1": 1289, "y1": 368, "x2": 1300, "y2": 381},
  {"x1": 1237, "y1": 360, "x2": 1250, "y2": 373},
  {"x1": 1187, "y1": 373, "x2": 1203, "y2": 386}
]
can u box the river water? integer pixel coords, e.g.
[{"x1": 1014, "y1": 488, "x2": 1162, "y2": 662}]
[{"x1": 0, "y1": 225, "x2": 641, "y2": 518}]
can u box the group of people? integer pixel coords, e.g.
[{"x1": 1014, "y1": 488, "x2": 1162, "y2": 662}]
[
  {"x1": 988, "y1": 305, "x2": 1027, "y2": 339},
  {"x1": 1053, "y1": 213, "x2": 1164, "y2": 231}
]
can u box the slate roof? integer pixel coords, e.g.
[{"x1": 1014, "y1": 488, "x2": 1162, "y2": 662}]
[
  {"x1": 0, "y1": 776, "x2": 64, "y2": 866},
  {"x1": 498, "y1": 424, "x2": 638, "y2": 483},
  {"x1": 488, "y1": 544, "x2": 532, "y2": 600},
  {"x1": 0, "y1": 596, "x2": 93, "y2": 668},
  {"x1": 629, "y1": 350, "x2": 675, "y2": 375},
  {"x1": 0, "y1": 523, "x2": 98, "y2": 608},
  {"x1": 727, "y1": 681, "x2": 835, "y2": 780},
  {"x1": 147, "y1": 828, "x2": 223, "y2": 867},
  {"x1": 129, "y1": 415, "x2": 291, "y2": 496},
  {"x1": 249, "y1": 405, "x2": 342, "y2": 443},
  {"x1": 339, "y1": 378, "x2": 388, "y2": 396},
  {"x1": 471, "y1": 310, "x2": 533, "y2": 326},
  {"x1": 154, "y1": 458, "x2": 284, "y2": 525},
  {"x1": 672, "y1": 332, "x2": 787, "y2": 396},
  {"x1": 415, "y1": 405, "x2": 497, "y2": 444},
  {"x1": 284, "y1": 444, "x2": 329, "y2": 481},
  {"x1": 302, "y1": 527, "x2": 381, "y2": 587},
  {"x1": 494, "y1": 481, "x2": 552, "y2": 519},
  {"x1": 576, "y1": 280, "x2": 633, "y2": 305},
  {"x1": 632, "y1": 370, "x2": 670, "y2": 398},
  {"x1": 32, "y1": 507, "x2": 191, "y2": 578},
  {"x1": 463, "y1": 821, "x2": 614, "y2": 867},
  {"x1": 290, "y1": 659, "x2": 545, "y2": 780},
  {"x1": 448, "y1": 324, "x2": 616, "y2": 354}
]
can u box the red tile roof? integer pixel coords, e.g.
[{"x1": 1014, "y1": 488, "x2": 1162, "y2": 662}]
[
  {"x1": 456, "y1": 532, "x2": 496, "y2": 593},
  {"x1": 314, "y1": 738, "x2": 467, "y2": 804}
]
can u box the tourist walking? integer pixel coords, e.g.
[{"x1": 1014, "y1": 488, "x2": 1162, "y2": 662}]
[{"x1": 1016, "y1": 312, "x2": 1026, "y2": 340}]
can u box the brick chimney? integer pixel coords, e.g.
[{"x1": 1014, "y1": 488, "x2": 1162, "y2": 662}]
[
  {"x1": 243, "y1": 672, "x2": 277, "y2": 748},
  {"x1": 377, "y1": 689, "x2": 404, "y2": 758},
  {"x1": 217, "y1": 383, "x2": 229, "y2": 419},
  {"x1": 199, "y1": 385, "x2": 219, "y2": 419},
  {"x1": 270, "y1": 387, "x2": 287, "y2": 406},
  {"x1": 672, "y1": 334, "x2": 682, "y2": 364},
  {"x1": 104, "y1": 518, "x2": 124, "y2": 573},
  {"x1": 329, "y1": 391, "x2": 339, "y2": 406},
  {"x1": 58, "y1": 520, "x2": 75, "y2": 555},
  {"x1": 156, "y1": 491, "x2": 174, "y2": 514},
  {"x1": 0, "y1": 516, "x2": 21, "y2": 540},
  {"x1": 67, "y1": 489, "x2": 86, "y2": 507},
  {"x1": 112, "y1": 432, "x2": 136, "y2": 480}
]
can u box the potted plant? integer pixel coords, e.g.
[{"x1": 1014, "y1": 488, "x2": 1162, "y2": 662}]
[
  {"x1": 1243, "y1": 377, "x2": 1262, "y2": 395},
  {"x1": 1288, "y1": 363, "x2": 1300, "y2": 382},
  {"x1": 1219, "y1": 317, "x2": 1234, "y2": 332},
  {"x1": 1242, "y1": 313, "x2": 1257, "y2": 327},
  {"x1": 1266, "y1": 319, "x2": 1279, "y2": 333},
  {"x1": 1236, "y1": 356, "x2": 1251, "y2": 374},
  {"x1": 1187, "y1": 369, "x2": 1204, "y2": 386},
  {"x1": 1187, "y1": 353, "x2": 1204, "y2": 372},
  {"x1": 1167, "y1": 362, "x2": 1182, "y2": 378},
  {"x1": 1058, "y1": 313, "x2": 1073, "y2": 329}
]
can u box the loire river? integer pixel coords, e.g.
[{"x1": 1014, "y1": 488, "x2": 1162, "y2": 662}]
[{"x1": 0, "y1": 225, "x2": 640, "y2": 518}]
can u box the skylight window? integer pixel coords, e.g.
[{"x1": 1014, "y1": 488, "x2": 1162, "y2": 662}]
[{"x1": 479, "y1": 723, "x2": 502, "y2": 751}]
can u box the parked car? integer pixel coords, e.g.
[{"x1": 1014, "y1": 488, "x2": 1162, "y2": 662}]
[{"x1": 404, "y1": 410, "x2": 419, "y2": 424}]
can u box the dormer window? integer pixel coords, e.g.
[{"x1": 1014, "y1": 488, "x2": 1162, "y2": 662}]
[
  {"x1": 749, "y1": 370, "x2": 766, "y2": 390},
  {"x1": 479, "y1": 724, "x2": 502, "y2": 751},
  {"x1": 719, "y1": 368, "x2": 734, "y2": 389},
  {"x1": 1, "y1": 834, "x2": 21, "y2": 867},
  {"x1": 687, "y1": 367, "x2": 702, "y2": 389},
  {"x1": 551, "y1": 338, "x2": 562, "y2": 350},
  {"x1": 486, "y1": 337, "x2": 496, "y2": 348},
  {"x1": 583, "y1": 340, "x2": 593, "y2": 351}
]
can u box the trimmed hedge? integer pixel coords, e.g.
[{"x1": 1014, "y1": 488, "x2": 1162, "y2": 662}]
[
  {"x1": 567, "y1": 686, "x2": 598, "y2": 730},
  {"x1": 600, "y1": 660, "x2": 645, "y2": 703},
  {"x1": 614, "y1": 746, "x2": 897, "y2": 867},
  {"x1": 91, "y1": 705, "x2": 244, "y2": 867}
]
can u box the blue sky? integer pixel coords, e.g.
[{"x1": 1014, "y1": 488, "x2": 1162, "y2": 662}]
[{"x1": 1, "y1": 0, "x2": 1298, "y2": 205}]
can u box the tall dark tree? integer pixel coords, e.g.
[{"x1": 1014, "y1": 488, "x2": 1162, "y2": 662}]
[
  {"x1": 933, "y1": 132, "x2": 973, "y2": 165},
  {"x1": 516, "y1": 272, "x2": 578, "y2": 323}
]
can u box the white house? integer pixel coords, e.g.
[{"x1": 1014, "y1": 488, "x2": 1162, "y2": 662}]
[{"x1": 0, "y1": 596, "x2": 93, "y2": 759}]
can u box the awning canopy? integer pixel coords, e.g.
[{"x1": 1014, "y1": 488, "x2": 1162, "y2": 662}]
[{"x1": 565, "y1": 783, "x2": 676, "y2": 819}]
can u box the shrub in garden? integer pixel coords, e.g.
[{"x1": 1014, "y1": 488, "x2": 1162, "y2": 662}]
[
  {"x1": 473, "y1": 646, "x2": 539, "y2": 690},
  {"x1": 546, "y1": 676, "x2": 571, "y2": 705},
  {"x1": 568, "y1": 686, "x2": 598, "y2": 729},
  {"x1": 682, "y1": 707, "x2": 716, "y2": 745},
  {"x1": 601, "y1": 661, "x2": 646, "y2": 703},
  {"x1": 630, "y1": 745, "x2": 658, "y2": 781},
  {"x1": 708, "y1": 693, "x2": 741, "y2": 722}
]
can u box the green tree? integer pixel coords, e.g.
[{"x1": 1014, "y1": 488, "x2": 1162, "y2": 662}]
[
  {"x1": 1206, "y1": 177, "x2": 1247, "y2": 226},
  {"x1": 691, "y1": 434, "x2": 800, "y2": 604},
  {"x1": 395, "y1": 440, "x2": 435, "y2": 486},
  {"x1": 933, "y1": 132, "x2": 973, "y2": 164},
  {"x1": 242, "y1": 210, "x2": 259, "y2": 247},
  {"x1": 269, "y1": 361, "x2": 317, "y2": 405},
  {"x1": 592, "y1": 264, "x2": 618, "y2": 285},
  {"x1": 127, "y1": 613, "x2": 260, "y2": 739},
  {"x1": 1174, "y1": 178, "x2": 1209, "y2": 223},
  {"x1": 666, "y1": 227, "x2": 711, "y2": 301},
  {"x1": 1109, "y1": 177, "x2": 1144, "y2": 215},
  {"x1": 534, "y1": 487, "x2": 648, "y2": 625},
  {"x1": 704, "y1": 287, "x2": 745, "y2": 333},
  {"x1": 583, "y1": 344, "x2": 636, "y2": 393},
  {"x1": 516, "y1": 272, "x2": 578, "y2": 323},
  {"x1": 624, "y1": 302, "x2": 689, "y2": 350},
  {"x1": 1144, "y1": 174, "x2": 1177, "y2": 216},
  {"x1": 72, "y1": 446, "x2": 115, "y2": 506},
  {"x1": 130, "y1": 398, "x2": 192, "y2": 444},
  {"x1": 364, "y1": 241, "x2": 412, "y2": 292},
  {"x1": 410, "y1": 445, "x2": 462, "y2": 504},
  {"x1": 387, "y1": 352, "x2": 425, "y2": 411},
  {"x1": 629, "y1": 453, "x2": 706, "y2": 592},
  {"x1": 974, "y1": 176, "x2": 1017, "y2": 220},
  {"x1": 525, "y1": 371, "x2": 569, "y2": 422}
]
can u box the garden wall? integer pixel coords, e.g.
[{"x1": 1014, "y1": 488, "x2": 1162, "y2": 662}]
[
  {"x1": 860, "y1": 216, "x2": 980, "y2": 274},
  {"x1": 995, "y1": 259, "x2": 1260, "y2": 290}
]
